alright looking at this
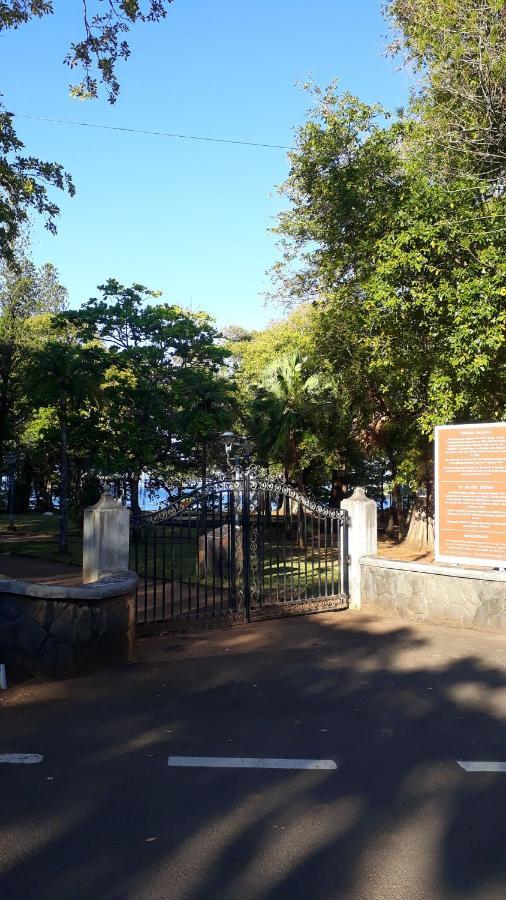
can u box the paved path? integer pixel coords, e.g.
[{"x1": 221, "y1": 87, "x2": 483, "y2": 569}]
[
  {"x1": 1, "y1": 611, "x2": 506, "y2": 899},
  {"x1": 0, "y1": 552, "x2": 82, "y2": 586}
]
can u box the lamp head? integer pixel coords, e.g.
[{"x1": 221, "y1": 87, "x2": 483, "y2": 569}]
[{"x1": 222, "y1": 431, "x2": 235, "y2": 454}]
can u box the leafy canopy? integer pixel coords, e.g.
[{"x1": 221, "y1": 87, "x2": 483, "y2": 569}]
[
  {"x1": 271, "y1": 86, "x2": 506, "y2": 488},
  {"x1": 386, "y1": 0, "x2": 506, "y2": 189}
]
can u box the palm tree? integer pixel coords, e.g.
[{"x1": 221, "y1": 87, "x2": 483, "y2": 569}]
[{"x1": 251, "y1": 352, "x2": 322, "y2": 486}]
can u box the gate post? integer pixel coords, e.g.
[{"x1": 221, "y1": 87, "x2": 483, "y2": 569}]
[
  {"x1": 242, "y1": 470, "x2": 251, "y2": 620},
  {"x1": 83, "y1": 492, "x2": 131, "y2": 584},
  {"x1": 341, "y1": 488, "x2": 377, "y2": 610}
]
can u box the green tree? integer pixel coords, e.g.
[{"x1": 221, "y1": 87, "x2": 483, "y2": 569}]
[
  {"x1": 228, "y1": 305, "x2": 316, "y2": 382},
  {"x1": 247, "y1": 352, "x2": 326, "y2": 484},
  {"x1": 386, "y1": 0, "x2": 506, "y2": 188},
  {"x1": 0, "y1": 251, "x2": 68, "y2": 463},
  {"x1": 171, "y1": 366, "x2": 237, "y2": 488},
  {"x1": 230, "y1": 306, "x2": 364, "y2": 499},
  {"x1": 64, "y1": 280, "x2": 233, "y2": 510},
  {"x1": 271, "y1": 86, "x2": 506, "y2": 538},
  {"x1": 25, "y1": 336, "x2": 107, "y2": 551}
]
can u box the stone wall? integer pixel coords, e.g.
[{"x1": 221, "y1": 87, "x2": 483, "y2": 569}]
[
  {"x1": 0, "y1": 572, "x2": 137, "y2": 681},
  {"x1": 360, "y1": 556, "x2": 506, "y2": 631}
]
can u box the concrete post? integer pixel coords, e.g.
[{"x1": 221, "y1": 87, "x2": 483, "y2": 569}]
[
  {"x1": 83, "y1": 492, "x2": 130, "y2": 584},
  {"x1": 341, "y1": 487, "x2": 377, "y2": 610}
]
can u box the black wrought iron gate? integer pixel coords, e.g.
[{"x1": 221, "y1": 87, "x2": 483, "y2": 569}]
[{"x1": 132, "y1": 472, "x2": 349, "y2": 632}]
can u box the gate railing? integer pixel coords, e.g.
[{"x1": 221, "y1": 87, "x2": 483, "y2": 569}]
[{"x1": 131, "y1": 472, "x2": 350, "y2": 628}]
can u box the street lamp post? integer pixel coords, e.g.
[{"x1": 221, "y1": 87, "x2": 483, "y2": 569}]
[
  {"x1": 222, "y1": 432, "x2": 253, "y2": 475},
  {"x1": 5, "y1": 452, "x2": 18, "y2": 532},
  {"x1": 222, "y1": 431, "x2": 253, "y2": 512},
  {"x1": 221, "y1": 433, "x2": 254, "y2": 612}
]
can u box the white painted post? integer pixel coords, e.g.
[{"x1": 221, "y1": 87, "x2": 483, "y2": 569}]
[
  {"x1": 341, "y1": 487, "x2": 377, "y2": 610},
  {"x1": 83, "y1": 493, "x2": 131, "y2": 584}
]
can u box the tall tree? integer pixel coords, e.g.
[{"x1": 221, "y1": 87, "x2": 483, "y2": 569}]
[
  {"x1": 63, "y1": 280, "x2": 232, "y2": 510},
  {"x1": 230, "y1": 306, "x2": 364, "y2": 497},
  {"x1": 386, "y1": 0, "x2": 506, "y2": 189},
  {"x1": 0, "y1": 250, "x2": 68, "y2": 462},
  {"x1": 25, "y1": 335, "x2": 106, "y2": 552},
  {"x1": 247, "y1": 352, "x2": 328, "y2": 485},
  {"x1": 271, "y1": 86, "x2": 506, "y2": 539}
]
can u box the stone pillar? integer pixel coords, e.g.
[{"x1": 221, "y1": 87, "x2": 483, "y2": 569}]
[
  {"x1": 342, "y1": 487, "x2": 377, "y2": 610},
  {"x1": 83, "y1": 493, "x2": 130, "y2": 584}
]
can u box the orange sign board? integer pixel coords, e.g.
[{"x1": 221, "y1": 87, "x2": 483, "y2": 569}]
[{"x1": 435, "y1": 422, "x2": 506, "y2": 568}]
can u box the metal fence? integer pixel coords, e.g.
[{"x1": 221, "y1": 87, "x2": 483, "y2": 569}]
[{"x1": 132, "y1": 473, "x2": 349, "y2": 630}]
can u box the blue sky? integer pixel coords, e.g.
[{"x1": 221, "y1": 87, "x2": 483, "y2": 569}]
[{"x1": 1, "y1": 1, "x2": 410, "y2": 329}]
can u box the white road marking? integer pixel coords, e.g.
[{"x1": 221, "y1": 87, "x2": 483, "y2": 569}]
[
  {"x1": 457, "y1": 761, "x2": 506, "y2": 773},
  {"x1": 0, "y1": 754, "x2": 43, "y2": 765},
  {"x1": 167, "y1": 756, "x2": 338, "y2": 770}
]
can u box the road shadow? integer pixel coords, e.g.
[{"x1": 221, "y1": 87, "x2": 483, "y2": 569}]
[{"x1": 1, "y1": 612, "x2": 506, "y2": 899}]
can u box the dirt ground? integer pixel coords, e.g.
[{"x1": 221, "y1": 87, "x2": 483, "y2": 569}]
[{"x1": 377, "y1": 536, "x2": 435, "y2": 564}]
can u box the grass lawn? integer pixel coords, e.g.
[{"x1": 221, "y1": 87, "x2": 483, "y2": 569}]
[
  {"x1": 0, "y1": 513, "x2": 83, "y2": 567},
  {"x1": 0, "y1": 515, "x2": 343, "y2": 597},
  {"x1": 132, "y1": 522, "x2": 342, "y2": 600}
]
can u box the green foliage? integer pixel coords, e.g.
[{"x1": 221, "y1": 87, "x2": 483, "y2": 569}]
[
  {"x1": 1, "y1": 266, "x2": 235, "y2": 529},
  {"x1": 0, "y1": 1, "x2": 174, "y2": 104},
  {"x1": 230, "y1": 299, "x2": 385, "y2": 493},
  {"x1": 60, "y1": 279, "x2": 235, "y2": 492},
  {"x1": 386, "y1": 0, "x2": 506, "y2": 188},
  {"x1": 268, "y1": 86, "x2": 506, "y2": 492},
  {"x1": 241, "y1": 345, "x2": 352, "y2": 490},
  {"x1": 248, "y1": 352, "x2": 319, "y2": 478},
  {"x1": 26, "y1": 337, "x2": 107, "y2": 412},
  {"x1": 24, "y1": 328, "x2": 108, "y2": 549},
  {"x1": 228, "y1": 305, "x2": 317, "y2": 382},
  {"x1": 0, "y1": 250, "x2": 68, "y2": 463}
]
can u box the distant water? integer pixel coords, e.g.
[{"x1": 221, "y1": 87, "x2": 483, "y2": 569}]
[
  {"x1": 138, "y1": 482, "x2": 171, "y2": 511},
  {"x1": 137, "y1": 473, "x2": 232, "y2": 511},
  {"x1": 137, "y1": 479, "x2": 210, "y2": 511}
]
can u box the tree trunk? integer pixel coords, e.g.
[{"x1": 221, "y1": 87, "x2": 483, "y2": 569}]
[
  {"x1": 59, "y1": 405, "x2": 69, "y2": 554},
  {"x1": 403, "y1": 452, "x2": 435, "y2": 551},
  {"x1": 404, "y1": 496, "x2": 434, "y2": 551},
  {"x1": 129, "y1": 475, "x2": 141, "y2": 517},
  {"x1": 201, "y1": 442, "x2": 208, "y2": 532},
  {"x1": 0, "y1": 344, "x2": 14, "y2": 467},
  {"x1": 330, "y1": 470, "x2": 341, "y2": 509},
  {"x1": 384, "y1": 459, "x2": 404, "y2": 540}
]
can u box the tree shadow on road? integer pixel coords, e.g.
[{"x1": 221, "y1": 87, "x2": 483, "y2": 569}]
[{"x1": 1, "y1": 613, "x2": 506, "y2": 899}]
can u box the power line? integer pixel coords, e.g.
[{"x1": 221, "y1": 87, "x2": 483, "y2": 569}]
[{"x1": 12, "y1": 113, "x2": 294, "y2": 151}]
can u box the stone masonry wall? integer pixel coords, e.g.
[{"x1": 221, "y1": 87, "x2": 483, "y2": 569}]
[
  {"x1": 0, "y1": 573, "x2": 137, "y2": 681},
  {"x1": 360, "y1": 557, "x2": 506, "y2": 631}
]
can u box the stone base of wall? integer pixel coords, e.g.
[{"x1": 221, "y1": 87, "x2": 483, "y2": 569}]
[
  {"x1": 360, "y1": 557, "x2": 506, "y2": 631},
  {"x1": 0, "y1": 572, "x2": 137, "y2": 681}
]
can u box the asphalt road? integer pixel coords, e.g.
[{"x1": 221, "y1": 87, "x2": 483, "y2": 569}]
[{"x1": 1, "y1": 611, "x2": 506, "y2": 900}]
